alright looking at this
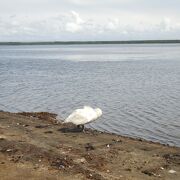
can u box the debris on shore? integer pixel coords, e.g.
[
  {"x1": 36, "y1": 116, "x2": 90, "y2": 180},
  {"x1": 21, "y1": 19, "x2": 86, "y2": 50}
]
[{"x1": 0, "y1": 111, "x2": 179, "y2": 179}]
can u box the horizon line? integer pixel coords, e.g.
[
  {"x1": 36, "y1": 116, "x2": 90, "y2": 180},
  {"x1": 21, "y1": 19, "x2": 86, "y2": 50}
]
[{"x1": 0, "y1": 39, "x2": 180, "y2": 45}]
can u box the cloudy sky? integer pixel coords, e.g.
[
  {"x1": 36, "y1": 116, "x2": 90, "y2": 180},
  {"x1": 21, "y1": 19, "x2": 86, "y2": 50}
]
[{"x1": 0, "y1": 0, "x2": 180, "y2": 41}]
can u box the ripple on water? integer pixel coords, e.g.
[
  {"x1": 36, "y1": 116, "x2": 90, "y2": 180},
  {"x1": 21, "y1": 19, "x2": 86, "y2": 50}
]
[{"x1": 0, "y1": 44, "x2": 180, "y2": 146}]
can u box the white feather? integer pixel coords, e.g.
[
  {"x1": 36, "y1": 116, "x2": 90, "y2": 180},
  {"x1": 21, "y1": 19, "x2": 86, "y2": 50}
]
[{"x1": 64, "y1": 106, "x2": 102, "y2": 125}]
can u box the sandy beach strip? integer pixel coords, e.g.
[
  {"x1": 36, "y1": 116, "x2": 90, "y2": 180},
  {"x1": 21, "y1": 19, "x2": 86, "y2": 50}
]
[{"x1": 0, "y1": 111, "x2": 179, "y2": 180}]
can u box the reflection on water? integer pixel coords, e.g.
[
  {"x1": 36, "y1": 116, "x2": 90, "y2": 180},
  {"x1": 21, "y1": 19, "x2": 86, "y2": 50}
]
[{"x1": 0, "y1": 44, "x2": 180, "y2": 146}]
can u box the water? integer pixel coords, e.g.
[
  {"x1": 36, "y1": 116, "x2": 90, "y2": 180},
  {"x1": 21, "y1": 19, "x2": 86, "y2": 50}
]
[{"x1": 0, "y1": 44, "x2": 180, "y2": 146}]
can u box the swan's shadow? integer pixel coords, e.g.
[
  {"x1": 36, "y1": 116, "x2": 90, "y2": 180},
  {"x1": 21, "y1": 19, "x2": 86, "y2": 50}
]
[{"x1": 58, "y1": 127, "x2": 83, "y2": 133}]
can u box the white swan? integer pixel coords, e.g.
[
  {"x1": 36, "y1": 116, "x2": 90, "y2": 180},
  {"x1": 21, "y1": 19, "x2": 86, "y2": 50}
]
[{"x1": 64, "y1": 106, "x2": 102, "y2": 131}]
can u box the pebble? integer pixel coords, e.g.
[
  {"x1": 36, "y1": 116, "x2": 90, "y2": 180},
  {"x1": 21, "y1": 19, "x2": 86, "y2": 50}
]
[
  {"x1": 112, "y1": 139, "x2": 122, "y2": 142},
  {"x1": 6, "y1": 149, "x2": 13, "y2": 152},
  {"x1": 59, "y1": 165, "x2": 65, "y2": 169},
  {"x1": 0, "y1": 135, "x2": 6, "y2": 140},
  {"x1": 107, "y1": 144, "x2": 110, "y2": 148},
  {"x1": 74, "y1": 157, "x2": 86, "y2": 164},
  {"x1": 168, "y1": 169, "x2": 176, "y2": 174},
  {"x1": 23, "y1": 124, "x2": 29, "y2": 127}
]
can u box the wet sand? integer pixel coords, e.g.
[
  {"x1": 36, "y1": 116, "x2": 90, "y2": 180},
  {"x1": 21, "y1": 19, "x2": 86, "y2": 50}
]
[{"x1": 0, "y1": 111, "x2": 179, "y2": 180}]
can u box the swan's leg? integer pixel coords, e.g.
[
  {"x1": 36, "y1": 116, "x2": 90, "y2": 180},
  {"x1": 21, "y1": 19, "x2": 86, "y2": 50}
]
[
  {"x1": 77, "y1": 125, "x2": 85, "y2": 132},
  {"x1": 82, "y1": 125, "x2": 85, "y2": 133},
  {"x1": 77, "y1": 125, "x2": 82, "y2": 131}
]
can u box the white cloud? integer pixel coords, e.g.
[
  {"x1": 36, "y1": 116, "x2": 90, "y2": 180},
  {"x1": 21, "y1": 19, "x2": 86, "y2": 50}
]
[
  {"x1": 65, "y1": 11, "x2": 84, "y2": 33},
  {"x1": 106, "y1": 18, "x2": 119, "y2": 30},
  {"x1": 66, "y1": 22, "x2": 82, "y2": 33},
  {"x1": 0, "y1": 13, "x2": 180, "y2": 41},
  {"x1": 0, "y1": 0, "x2": 180, "y2": 41},
  {"x1": 159, "y1": 18, "x2": 173, "y2": 32},
  {"x1": 71, "y1": 11, "x2": 84, "y2": 24}
]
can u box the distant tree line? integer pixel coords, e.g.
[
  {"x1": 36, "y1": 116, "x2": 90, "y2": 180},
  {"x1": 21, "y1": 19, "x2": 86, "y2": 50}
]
[{"x1": 0, "y1": 40, "x2": 180, "y2": 45}]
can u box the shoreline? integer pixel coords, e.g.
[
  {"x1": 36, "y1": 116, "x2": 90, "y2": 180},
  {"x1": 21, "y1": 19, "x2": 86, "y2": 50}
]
[{"x1": 0, "y1": 111, "x2": 179, "y2": 179}]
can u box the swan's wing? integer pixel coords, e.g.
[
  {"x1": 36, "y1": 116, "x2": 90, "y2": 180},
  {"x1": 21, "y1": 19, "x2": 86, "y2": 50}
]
[
  {"x1": 64, "y1": 111, "x2": 88, "y2": 125},
  {"x1": 65, "y1": 106, "x2": 99, "y2": 125}
]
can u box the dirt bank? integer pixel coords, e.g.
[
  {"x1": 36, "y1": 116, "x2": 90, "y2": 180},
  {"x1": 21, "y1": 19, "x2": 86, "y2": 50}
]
[{"x1": 0, "y1": 111, "x2": 179, "y2": 179}]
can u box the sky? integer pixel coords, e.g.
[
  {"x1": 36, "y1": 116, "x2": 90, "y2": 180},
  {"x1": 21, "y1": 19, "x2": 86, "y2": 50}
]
[{"x1": 0, "y1": 0, "x2": 180, "y2": 41}]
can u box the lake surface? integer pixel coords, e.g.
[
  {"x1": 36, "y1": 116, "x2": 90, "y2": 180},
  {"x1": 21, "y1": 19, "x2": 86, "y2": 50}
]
[{"x1": 0, "y1": 44, "x2": 180, "y2": 146}]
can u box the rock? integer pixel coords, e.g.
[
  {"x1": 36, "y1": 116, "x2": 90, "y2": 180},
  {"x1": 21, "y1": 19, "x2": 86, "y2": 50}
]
[
  {"x1": 112, "y1": 139, "x2": 122, "y2": 143},
  {"x1": 74, "y1": 158, "x2": 86, "y2": 164},
  {"x1": 23, "y1": 124, "x2": 29, "y2": 127},
  {"x1": 35, "y1": 125, "x2": 49, "y2": 128},
  {"x1": 168, "y1": 169, "x2": 176, "y2": 174},
  {"x1": 85, "y1": 143, "x2": 95, "y2": 151},
  {"x1": 142, "y1": 170, "x2": 154, "y2": 176},
  {"x1": 59, "y1": 165, "x2": 65, "y2": 169},
  {"x1": 0, "y1": 135, "x2": 6, "y2": 140},
  {"x1": 44, "y1": 131, "x2": 53, "y2": 134},
  {"x1": 6, "y1": 149, "x2": 13, "y2": 152}
]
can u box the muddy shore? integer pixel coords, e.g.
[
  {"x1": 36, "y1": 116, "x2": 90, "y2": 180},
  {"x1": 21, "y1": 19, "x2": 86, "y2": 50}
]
[{"x1": 0, "y1": 111, "x2": 179, "y2": 180}]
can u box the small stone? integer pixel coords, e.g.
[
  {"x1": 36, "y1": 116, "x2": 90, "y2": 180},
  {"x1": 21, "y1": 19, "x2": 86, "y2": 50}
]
[
  {"x1": 23, "y1": 124, "x2": 29, "y2": 127},
  {"x1": 125, "y1": 168, "x2": 131, "y2": 171},
  {"x1": 0, "y1": 135, "x2": 6, "y2": 140},
  {"x1": 160, "y1": 167, "x2": 164, "y2": 170},
  {"x1": 59, "y1": 165, "x2": 65, "y2": 169},
  {"x1": 107, "y1": 144, "x2": 110, "y2": 148},
  {"x1": 106, "y1": 169, "x2": 110, "y2": 173},
  {"x1": 85, "y1": 143, "x2": 95, "y2": 151},
  {"x1": 112, "y1": 139, "x2": 122, "y2": 142},
  {"x1": 34, "y1": 164, "x2": 39, "y2": 169},
  {"x1": 74, "y1": 158, "x2": 86, "y2": 164},
  {"x1": 168, "y1": 169, "x2": 176, "y2": 174},
  {"x1": 39, "y1": 159, "x2": 41, "y2": 162},
  {"x1": 6, "y1": 149, "x2": 13, "y2": 152}
]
